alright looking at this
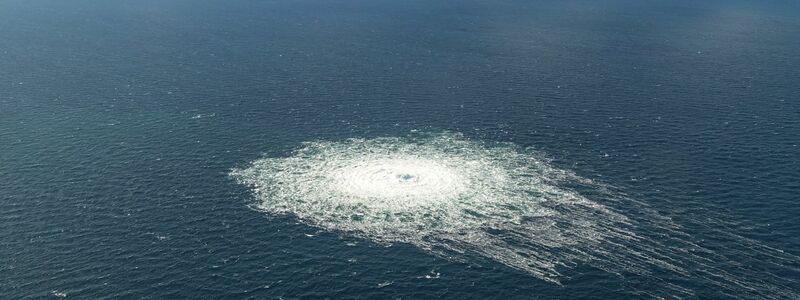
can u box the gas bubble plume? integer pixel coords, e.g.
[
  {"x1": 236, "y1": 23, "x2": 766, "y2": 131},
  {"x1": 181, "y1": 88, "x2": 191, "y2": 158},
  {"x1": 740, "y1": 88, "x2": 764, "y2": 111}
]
[{"x1": 232, "y1": 132, "x2": 799, "y2": 298}]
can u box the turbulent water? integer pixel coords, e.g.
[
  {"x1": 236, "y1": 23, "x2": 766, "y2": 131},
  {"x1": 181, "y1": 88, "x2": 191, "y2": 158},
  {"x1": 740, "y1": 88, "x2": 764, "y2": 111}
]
[{"x1": 232, "y1": 132, "x2": 799, "y2": 299}]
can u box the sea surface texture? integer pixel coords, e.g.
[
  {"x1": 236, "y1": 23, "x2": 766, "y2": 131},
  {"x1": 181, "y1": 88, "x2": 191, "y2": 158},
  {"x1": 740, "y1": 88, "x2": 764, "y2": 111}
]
[{"x1": 1, "y1": 0, "x2": 799, "y2": 299}]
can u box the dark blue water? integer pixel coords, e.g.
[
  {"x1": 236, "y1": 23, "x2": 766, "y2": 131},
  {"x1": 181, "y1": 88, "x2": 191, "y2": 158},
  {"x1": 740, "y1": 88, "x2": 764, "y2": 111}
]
[{"x1": 2, "y1": 0, "x2": 799, "y2": 298}]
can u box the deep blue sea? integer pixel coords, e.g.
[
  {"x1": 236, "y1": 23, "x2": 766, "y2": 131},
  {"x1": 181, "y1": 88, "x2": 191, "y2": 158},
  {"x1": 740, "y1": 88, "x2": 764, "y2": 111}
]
[{"x1": 2, "y1": 0, "x2": 799, "y2": 298}]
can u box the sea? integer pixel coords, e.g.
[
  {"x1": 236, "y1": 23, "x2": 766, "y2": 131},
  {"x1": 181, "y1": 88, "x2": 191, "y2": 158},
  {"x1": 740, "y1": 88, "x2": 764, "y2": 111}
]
[{"x1": 1, "y1": 0, "x2": 799, "y2": 298}]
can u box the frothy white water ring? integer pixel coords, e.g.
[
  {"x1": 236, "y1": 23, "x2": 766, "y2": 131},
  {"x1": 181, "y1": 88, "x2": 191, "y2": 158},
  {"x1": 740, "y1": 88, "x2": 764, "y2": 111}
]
[{"x1": 232, "y1": 132, "x2": 799, "y2": 298}]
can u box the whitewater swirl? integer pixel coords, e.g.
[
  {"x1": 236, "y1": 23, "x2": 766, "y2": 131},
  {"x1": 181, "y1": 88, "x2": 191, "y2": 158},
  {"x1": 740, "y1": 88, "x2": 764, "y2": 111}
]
[{"x1": 231, "y1": 132, "x2": 799, "y2": 298}]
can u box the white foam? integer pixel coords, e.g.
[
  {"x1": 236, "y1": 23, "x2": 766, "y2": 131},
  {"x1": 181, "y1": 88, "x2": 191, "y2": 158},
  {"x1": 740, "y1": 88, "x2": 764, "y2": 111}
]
[
  {"x1": 232, "y1": 132, "x2": 799, "y2": 298},
  {"x1": 331, "y1": 156, "x2": 469, "y2": 208}
]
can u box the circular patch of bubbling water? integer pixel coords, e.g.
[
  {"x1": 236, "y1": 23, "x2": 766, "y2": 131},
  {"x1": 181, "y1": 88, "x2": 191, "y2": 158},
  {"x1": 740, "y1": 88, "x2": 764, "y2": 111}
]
[
  {"x1": 231, "y1": 132, "x2": 623, "y2": 281},
  {"x1": 231, "y1": 132, "x2": 800, "y2": 298}
]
